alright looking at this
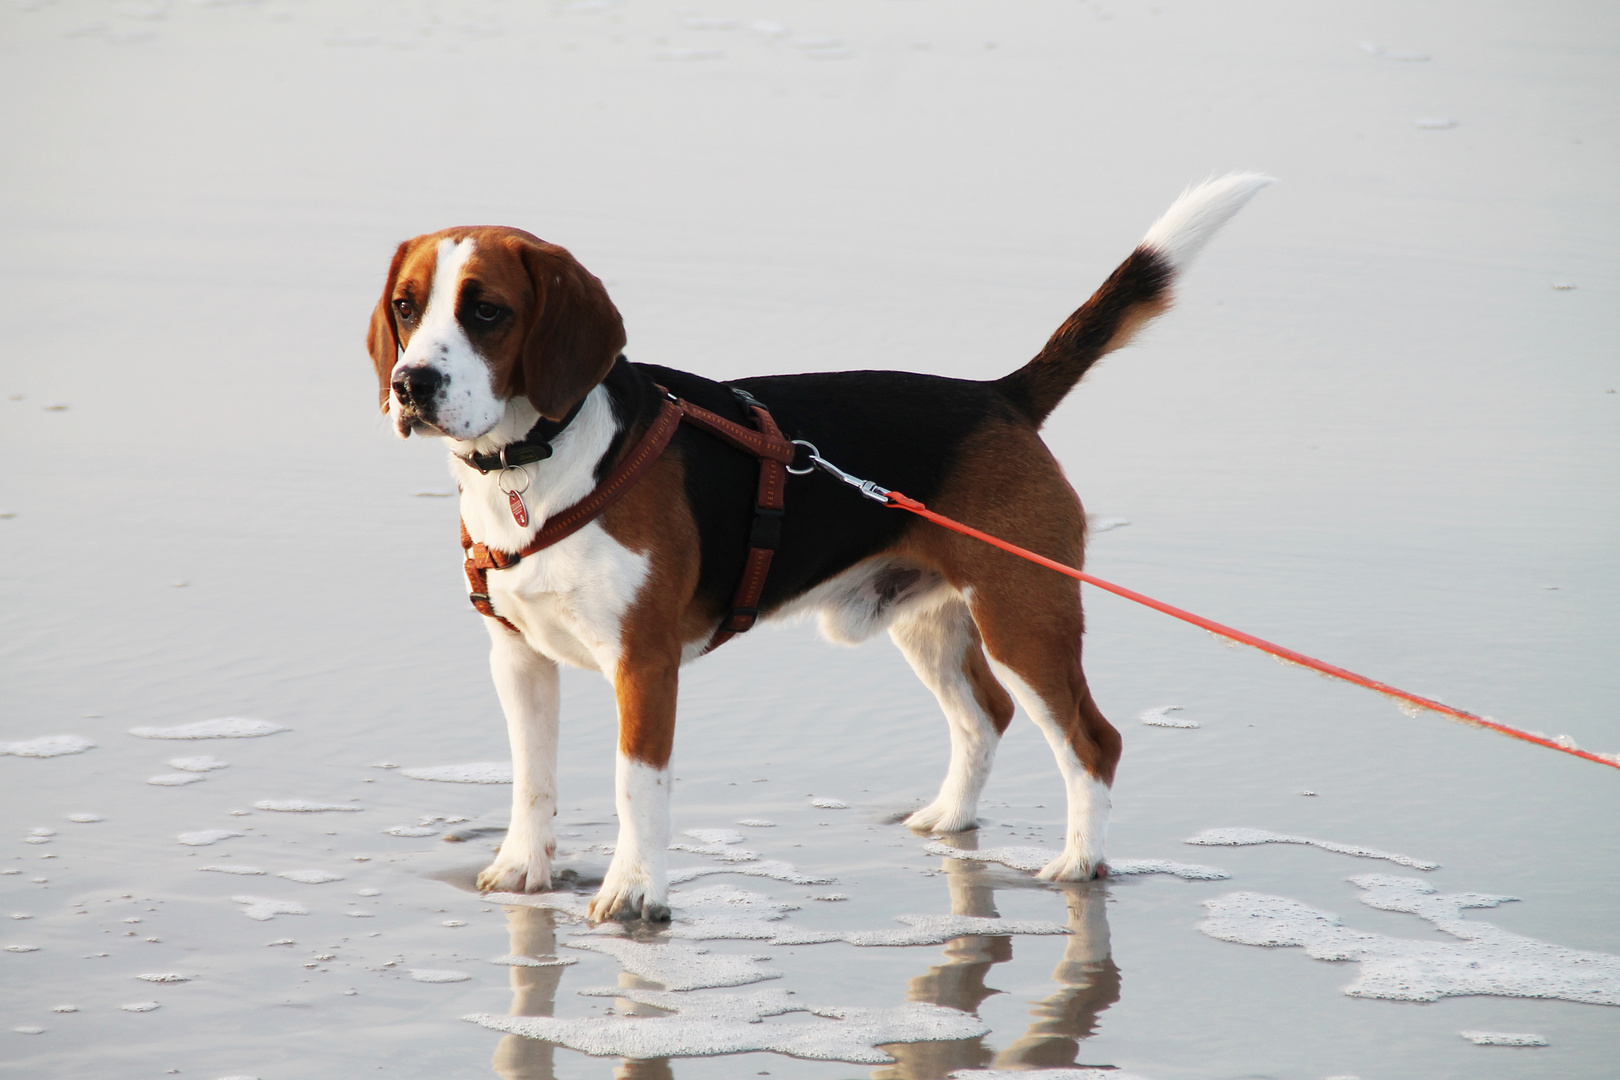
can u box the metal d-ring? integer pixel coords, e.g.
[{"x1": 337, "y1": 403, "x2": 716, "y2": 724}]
[
  {"x1": 496, "y1": 464, "x2": 531, "y2": 496},
  {"x1": 786, "y1": 439, "x2": 819, "y2": 475}
]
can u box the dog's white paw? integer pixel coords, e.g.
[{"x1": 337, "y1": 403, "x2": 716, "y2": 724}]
[
  {"x1": 903, "y1": 800, "x2": 979, "y2": 833},
  {"x1": 476, "y1": 847, "x2": 553, "y2": 894},
  {"x1": 587, "y1": 866, "x2": 670, "y2": 923},
  {"x1": 1037, "y1": 846, "x2": 1106, "y2": 882}
]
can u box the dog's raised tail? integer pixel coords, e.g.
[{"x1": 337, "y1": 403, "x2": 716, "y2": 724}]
[{"x1": 996, "y1": 172, "x2": 1273, "y2": 425}]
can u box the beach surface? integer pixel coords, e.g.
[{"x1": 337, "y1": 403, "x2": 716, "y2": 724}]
[{"x1": 2, "y1": 2, "x2": 1617, "y2": 1077}]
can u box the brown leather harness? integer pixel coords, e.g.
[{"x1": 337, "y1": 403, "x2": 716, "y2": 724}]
[{"x1": 460, "y1": 387, "x2": 796, "y2": 653}]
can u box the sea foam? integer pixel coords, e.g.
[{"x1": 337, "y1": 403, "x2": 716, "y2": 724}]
[
  {"x1": 1, "y1": 735, "x2": 95, "y2": 757},
  {"x1": 400, "y1": 762, "x2": 513, "y2": 784},
  {"x1": 130, "y1": 718, "x2": 287, "y2": 740},
  {"x1": 923, "y1": 842, "x2": 1229, "y2": 881},
  {"x1": 465, "y1": 987, "x2": 986, "y2": 1063},
  {"x1": 1186, "y1": 827, "x2": 1438, "y2": 869},
  {"x1": 1200, "y1": 874, "x2": 1620, "y2": 1004}
]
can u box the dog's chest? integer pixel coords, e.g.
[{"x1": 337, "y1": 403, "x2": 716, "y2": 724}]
[{"x1": 482, "y1": 523, "x2": 651, "y2": 670}]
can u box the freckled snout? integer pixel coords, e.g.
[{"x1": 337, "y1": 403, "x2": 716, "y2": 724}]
[{"x1": 391, "y1": 364, "x2": 446, "y2": 409}]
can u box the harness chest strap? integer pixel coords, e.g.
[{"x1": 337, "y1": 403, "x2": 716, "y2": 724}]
[{"x1": 461, "y1": 388, "x2": 796, "y2": 649}]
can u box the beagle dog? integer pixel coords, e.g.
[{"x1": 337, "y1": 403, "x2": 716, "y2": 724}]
[{"x1": 368, "y1": 175, "x2": 1269, "y2": 920}]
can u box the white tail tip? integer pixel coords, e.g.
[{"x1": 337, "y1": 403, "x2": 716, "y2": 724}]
[{"x1": 1140, "y1": 172, "x2": 1274, "y2": 271}]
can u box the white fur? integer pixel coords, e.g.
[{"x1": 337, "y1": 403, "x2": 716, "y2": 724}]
[
  {"x1": 455, "y1": 388, "x2": 652, "y2": 672},
  {"x1": 891, "y1": 595, "x2": 1004, "y2": 833},
  {"x1": 988, "y1": 662, "x2": 1111, "y2": 880},
  {"x1": 476, "y1": 634, "x2": 560, "y2": 894},
  {"x1": 769, "y1": 556, "x2": 945, "y2": 645},
  {"x1": 388, "y1": 237, "x2": 508, "y2": 441},
  {"x1": 588, "y1": 754, "x2": 672, "y2": 921},
  {"x1": 1139, "y1": 172, "x2": 1274, "y2": 272},
  {"x1": 451, "y1": 380, "x2": 656, "y2": 903}
]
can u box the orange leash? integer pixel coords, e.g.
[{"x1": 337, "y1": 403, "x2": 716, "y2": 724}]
[{"x1": 792, "y1": 441, "x2": 1617, "y2": 771}]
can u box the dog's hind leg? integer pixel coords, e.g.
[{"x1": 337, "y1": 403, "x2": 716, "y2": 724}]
[
  {"x1": 893, "y1": 595, "x2": 1016, "y2": 834},
  {"x1": 972, "y1": 584, "x2": 1121, "y2": 882},
  {"x1": 477, "y1": 628, "x2": 561, "y2": 894}
]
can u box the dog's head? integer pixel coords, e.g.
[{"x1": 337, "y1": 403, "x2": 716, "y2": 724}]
[{"x1": 366, "y1": 227, "x2": 625, "y2": 441}]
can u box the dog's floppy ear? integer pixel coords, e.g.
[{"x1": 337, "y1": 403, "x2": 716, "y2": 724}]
[
  {"x1": 517, "y1": 239, "x2": 626, "y2": 421},
  {"x1": 366, "y1": 241, "x2": 409, "y2": 412}
]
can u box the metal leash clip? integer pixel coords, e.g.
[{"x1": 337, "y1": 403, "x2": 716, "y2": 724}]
[{"x1": 788, "y1": 440, "x2": 894, "y2": 504}]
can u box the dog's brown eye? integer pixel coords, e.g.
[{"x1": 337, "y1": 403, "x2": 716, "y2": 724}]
[
  {"x1": 472, "y1": 302, "x2": 502, "y2": 323},
  {"x1": 393, "y1": 299, "x2": 415, "y2": 320}
]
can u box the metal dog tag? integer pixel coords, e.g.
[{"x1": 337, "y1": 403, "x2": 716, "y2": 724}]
[{"x1": 506, "y1": 489, "x2": 529, "y2": 527}]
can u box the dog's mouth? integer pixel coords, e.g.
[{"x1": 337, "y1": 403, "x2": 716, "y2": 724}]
[{"x1": 391, "y1": 405, "x2": 447, "y2": 440}]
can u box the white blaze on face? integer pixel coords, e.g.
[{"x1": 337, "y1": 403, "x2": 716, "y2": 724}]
[{"x1": 389, "y1": 237, "x2": 507, "y2": 441}]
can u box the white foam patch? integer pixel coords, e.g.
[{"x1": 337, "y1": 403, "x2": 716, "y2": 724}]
[
  {"x1": 490, "y1": 954, "x2": 578, "y2": 967},
  {"x1": 385, "y1": 825, "x2": 439, "y2": 837},
  {"x1": 168, "y1": 755, "x2": 229, "y2": 772},
  {"x1": 1, "y1": 734, "x2": 95, "y2": 757},
  {"x1": 134, "y1": 973, "x2": 191, "y2": 983},
  {"x1": 1086, "y1": 516, "x2": 1131, "y2": 534},
  {"x1": 1108, "y1": 859, "x2": 1231, "y2": 881},
  {"x1": 148, "y1": 773, "x2": 205, "y2": 786},
  {"x1": 465, "y1": 987, "x2": 986, "y2": 1063},
  {"x1": 253, "y1": 800, "x2": 362, "y2": 813},
  {"x1": 1186, "y1": 827, "x2": 1439, "y2": 870},
  {"x1": 484, "y1": 891, "x2": 592, "y2": 920},
  {"x1": 232, "y1": 896, "x2": 310, "y2": 921},
  {"x1": 120, "y1": 1002, "x2": 160, "y2": 1012},
  {"x1": 683, "y1": 828, "x2": 745, "y2": 845},
  {"x1": 130, "y1": 718, "x2": 287, "y2": 740},
  {"x1": 277, "y1": 870, "x2": 343, "y2": 884},
  {"x1": 1140, "y1": 705, "x2": 1199, "y2": 728},
  {"x1": 566, "y1": 937, "x2": 780, "y2": 991},
  {"x1": 5, "y1": 944, "x2": 40, "y2": 952},
  {"x1": 844, "y1": 914, "x2": 1069, "y2": 947},
  {"x1": 400, "y1": 762, "x2": 513, "y2": 784},
  {"x1": 68, "y1": 814, "x2": 103, "y2": 823},
  {"x1": 410, "y1": 969, "x2": 472, "y2": 983},
  {"x1": 1460, "y1": 1030, "x2": 1548, "y2": 1046},
  {"x1": 1200, "y1": 874, "x2": 1620, "y2": 1004},
  {"x1": 950, "y1": 1070, "x2": 1155, "y2": 1079},
  {"x1": 641, "y1": 884, "x2": 837, "y2": 945},
  {"x1": 668, "y1": 841, "x2": 761, "y2": 862},
  {"x1": 923, "y1": 842, "x2": 1050, "y2": 872},
  {"x1": 668, "y1": 860, "x2": 832, "y2": 886},
  {"x1": 178, "y1": 830, "x2": 244, "y2": 846},
  {"x1": 200, "y1": 865, "x2": 265, "y2": 875},
  {"x1": 735, "y1": 819, "x2": 776, "y2": 827},
  {"x1": 810, "y1": 797, "x2": 848, "y2": 809},
  {"x1": 922, "y1": 842, "x2": 1228, "y2": 880}
]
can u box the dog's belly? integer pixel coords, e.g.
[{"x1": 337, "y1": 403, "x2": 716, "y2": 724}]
[{"x1": 770, "y1": 555, "x2": 948, "y2": 645}]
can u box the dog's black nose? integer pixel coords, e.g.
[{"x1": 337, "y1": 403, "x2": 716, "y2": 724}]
[{"x1": 392, "y1": 365, "x2": 444, "y2": 405}]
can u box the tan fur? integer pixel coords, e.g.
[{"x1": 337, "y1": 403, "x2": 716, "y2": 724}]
[
  {"x1": 366, "y1": 226, "x2": 625, "y2": 420},
  {"x1": 899, "y1": 419, "x2": 1121, "y2": 782}
]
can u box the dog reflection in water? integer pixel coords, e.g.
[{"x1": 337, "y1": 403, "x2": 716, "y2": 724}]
[
  {"x1": 875, "y1": 834, "x2": 1120, "y2": 1078},
  {"x1": 490, "y1": 903, "x2": 675, "y2": 1080},
  {"x1": 488, "y1": 840, "x2": 1118, "y2": 1080}
]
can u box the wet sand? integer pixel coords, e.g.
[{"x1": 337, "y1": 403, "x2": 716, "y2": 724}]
[{"x1": 3, "y1": 2, "x2": 1617, "y2": 1078}]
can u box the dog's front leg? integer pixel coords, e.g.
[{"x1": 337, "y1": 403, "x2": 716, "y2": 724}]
[
  {"x1": 587, "y1": 648, "x2": 678, "y2": 922},
  {"x1": 476, "y1": 629, "x2": 560, "y2": 894}
]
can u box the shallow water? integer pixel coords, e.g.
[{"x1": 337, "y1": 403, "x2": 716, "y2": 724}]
[{"x1": 3, "y1": 1, "x2": 1618, "y2": 1077}]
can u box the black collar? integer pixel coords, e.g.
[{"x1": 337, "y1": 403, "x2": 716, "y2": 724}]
[{"x1": 456, "y1": 395, "x2": 590, "y2": 474}]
